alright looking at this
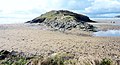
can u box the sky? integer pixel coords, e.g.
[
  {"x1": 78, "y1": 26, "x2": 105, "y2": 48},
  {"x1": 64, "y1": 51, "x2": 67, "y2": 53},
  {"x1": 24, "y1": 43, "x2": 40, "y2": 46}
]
[{"x1": 0, "y1": 0, "x2": 120, "y2": 24}]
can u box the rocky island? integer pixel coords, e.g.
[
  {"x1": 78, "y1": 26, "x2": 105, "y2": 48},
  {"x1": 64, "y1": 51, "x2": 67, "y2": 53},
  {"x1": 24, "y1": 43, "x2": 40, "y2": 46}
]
[{"x1": 26, "y1": 10, "x2": 96, "y2": 32}]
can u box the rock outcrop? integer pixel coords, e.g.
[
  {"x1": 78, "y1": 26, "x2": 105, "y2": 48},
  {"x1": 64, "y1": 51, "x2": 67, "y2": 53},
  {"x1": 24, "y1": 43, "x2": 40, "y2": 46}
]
[
  {"x1": 26, "y1": 10, "x2": 96, "y2": 32},
  {"x1": 115, "y1": 15, "x2": 120, "y2": 18}
]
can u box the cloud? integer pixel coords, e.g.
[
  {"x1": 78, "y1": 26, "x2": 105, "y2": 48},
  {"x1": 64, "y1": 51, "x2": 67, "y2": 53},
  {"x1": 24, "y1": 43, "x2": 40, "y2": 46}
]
[
  {"x1": 84, "y1": 0, "x2": 120, "y2": 17},
  {"x1": 0, "y1": 0, "x2": 120, "y2": 19},
  {"x1": 0, "y1": 0, "x2": 91, "y2": 19},
  {"x1": 0, "y1": 0, "x2": 90, "y2": 13}
]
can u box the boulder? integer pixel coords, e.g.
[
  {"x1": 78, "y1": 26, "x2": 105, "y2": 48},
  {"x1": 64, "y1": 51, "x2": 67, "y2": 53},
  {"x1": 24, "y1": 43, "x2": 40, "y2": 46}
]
[{"x1": 0, "y1": 50, "x2": 10, "y2": 60}]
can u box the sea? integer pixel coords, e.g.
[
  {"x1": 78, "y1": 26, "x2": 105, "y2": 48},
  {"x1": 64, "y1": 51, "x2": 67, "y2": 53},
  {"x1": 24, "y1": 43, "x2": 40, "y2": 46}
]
[
  {"x1": 0, "y1": 17, "x2": 31, "y2": 24},
  {"x1": 91, "y1": 18, "x2": 120, "y2": 37},
  {"x1": 0, "y1": 17, "x2": 120, "y2": 24},
  {"x1": 0, "y1": 17, "x2": 120, "y2": 37},
  {"x1": 91, "y1": 18, "x2": 120, "y2": 23},
  {"x1": 0, "y1": 18, "x2": 120, "y2": 24}
]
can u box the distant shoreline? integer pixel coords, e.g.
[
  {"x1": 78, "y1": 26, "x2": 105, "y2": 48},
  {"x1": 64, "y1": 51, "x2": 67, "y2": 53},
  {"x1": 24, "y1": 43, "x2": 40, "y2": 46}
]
[{"x1": 0, "y1": 17, "x2": 120, "y2": 24}]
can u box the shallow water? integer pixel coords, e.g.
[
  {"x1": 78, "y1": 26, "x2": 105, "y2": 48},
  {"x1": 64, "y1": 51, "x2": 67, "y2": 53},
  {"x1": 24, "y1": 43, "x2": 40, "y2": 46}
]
[
  {"x1": 0, "y1": 18, "x2": 30, "y2": 24},
  {"x1": 91, "y1": 18, "x2": 120, "y2": 24},
  {"x1": 93, "y1": 30, "x2": 120, "y2": 37}
]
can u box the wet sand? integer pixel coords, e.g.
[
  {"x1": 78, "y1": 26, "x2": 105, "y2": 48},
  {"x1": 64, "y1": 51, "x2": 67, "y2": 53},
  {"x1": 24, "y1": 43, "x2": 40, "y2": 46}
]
[{"x1": 0, "y1": 23, "x2": 120, "y2": 60}]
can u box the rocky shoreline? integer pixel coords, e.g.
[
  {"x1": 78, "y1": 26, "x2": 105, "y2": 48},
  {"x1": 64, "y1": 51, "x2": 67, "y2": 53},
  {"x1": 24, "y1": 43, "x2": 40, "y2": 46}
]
[{"x1": 0, "y1": 50, "x2": 120, "y2": 65}]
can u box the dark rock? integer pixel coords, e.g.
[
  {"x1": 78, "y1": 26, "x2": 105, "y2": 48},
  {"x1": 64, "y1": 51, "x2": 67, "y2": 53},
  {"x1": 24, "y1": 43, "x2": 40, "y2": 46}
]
[
  {"x1": 0, "y1": 50, "x2": 10, "y2": 55},
  {"x1": 26, "y1": 21, "x2": 32, "y2": 23},
  {"x1": 116, "y1": 59, "x2": 120, "y2": 65},
  {"x1": 0, "y1": 50, "x2": 10, "y2": 60},
  {"x1": 115, "y1": 15, "x2": 120, "y2": 18},
  {"x1": 26, "y1": 18, "x2": 45, "y2": 23},
  {"x1": 0, "y1": 55, "x2": 6, "y2": 60}
]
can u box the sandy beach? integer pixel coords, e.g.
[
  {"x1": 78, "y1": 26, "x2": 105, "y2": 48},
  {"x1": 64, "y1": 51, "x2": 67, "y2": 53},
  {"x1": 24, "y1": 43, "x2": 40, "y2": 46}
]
[
  {"x1": 0, "y1": 0, "x2": 120, "y2": 64},
  {"x1": 0, "y1": 23, "x2": 120, "y2": 61}
]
